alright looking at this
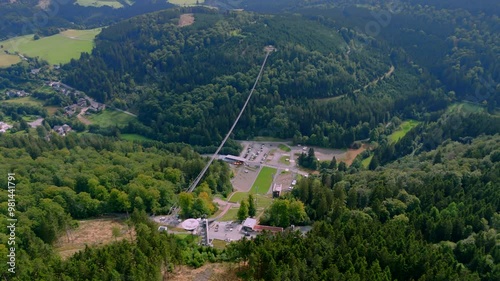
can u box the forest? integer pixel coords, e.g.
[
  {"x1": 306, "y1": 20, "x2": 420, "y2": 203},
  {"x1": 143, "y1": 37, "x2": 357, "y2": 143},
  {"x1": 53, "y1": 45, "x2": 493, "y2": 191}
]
[
  {"x1": 63, "y1": 8, "x2": 458, "y2": 150},
  {"x1": 0, "y1": 0, "x2": 499, "y2": 280},
  {"x1": 0, "y1": 0, "x2": 173, "y2": 40}
]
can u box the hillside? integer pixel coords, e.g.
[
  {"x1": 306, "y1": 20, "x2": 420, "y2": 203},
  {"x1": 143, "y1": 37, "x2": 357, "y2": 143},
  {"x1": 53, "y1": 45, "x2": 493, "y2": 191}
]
[{"x1": 63, "y1": 8, "x2": 450, "y2": 150}]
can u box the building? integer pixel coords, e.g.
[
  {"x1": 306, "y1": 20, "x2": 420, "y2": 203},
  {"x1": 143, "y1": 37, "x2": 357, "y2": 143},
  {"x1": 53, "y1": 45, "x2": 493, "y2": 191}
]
[
  {"x1": 5, "y1": 90, "x2": 29, "y2": 98},
  {"x1": 0, "y1": 122, "x2": 12, "y2": 133},
  {"x1": 272, "y1": 183, "x2": 282, "y2": 198},
  {"x1": 53, "y1": 124, "x2": 72, "y2": 136},
  {"x1": 242, "y1": 218, "x2": 257, "y2": 231},
  {"x1": 223, "y1": 154, "x2": 247, "y2": 165}
]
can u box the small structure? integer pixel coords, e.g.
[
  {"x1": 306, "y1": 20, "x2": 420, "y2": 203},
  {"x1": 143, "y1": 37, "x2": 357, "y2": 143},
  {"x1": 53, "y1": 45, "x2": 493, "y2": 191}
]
[
  {"x1": 181, "y1": 218, "x2": 200, "y2": 231},
  {"x1": 53, "y1": 124, "x2": 72, "y2": 136},
  {"x1": 158, "y1": 226, "x2": 168, "y2": 232},
  {"x1": 0, "y1": 122, "x2": 12, "y2": 133},
  {"x1": 272, "y1": 183, "x2": 282, "y2": 198},
  {"x1": 223, "y1": 154, "x2": 246, "y2": 165},
  {"x1": 5, "y1": 90, "x2": 30, "y2": 98},
  {"x1": 254, "y1": 225, "x2": 284, "y2": 233},
  {"x1": 242, "y1": 217, "x2": 257, "y2": 231},
  {"x1": 31, "y1": 68, "x2": 41, "y2": 75}
]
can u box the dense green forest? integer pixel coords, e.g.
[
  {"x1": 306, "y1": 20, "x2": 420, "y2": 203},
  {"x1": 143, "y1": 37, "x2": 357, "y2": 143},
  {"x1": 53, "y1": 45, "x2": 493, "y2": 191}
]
[
  {"x1": 1, "y1": 132, "x2": 498, "y2": 280},
  {"x1": 1, "y1": 1, "x2": 499, "y2": 280},
  {"x1": 226, "y1": 134, "x2": 500, "y2": 280},
  {"x1": 0, "y1": 0, "x2": 173, "y2": 40},
  {"x1": 0, "y1": 132, "x2": 233, "y2": 279},
  {"x1": 63, "y1": 8, "x2": 454, "y2": 149}
]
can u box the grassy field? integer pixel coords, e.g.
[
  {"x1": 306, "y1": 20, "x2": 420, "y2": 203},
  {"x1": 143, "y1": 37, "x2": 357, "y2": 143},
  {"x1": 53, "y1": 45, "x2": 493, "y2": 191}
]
[
  {"x1": 362, "y1": 155, "x2": 373, "y2": 168},
  {"x1": 228, "y1": 192, "x2": 248, "y2": 203},
  {"x1": 278, "y1": 144, "x2": 291, "y2": 152},
  {"x1": 0, "y1": 28, "x2": 101, "y2": 66},
  {"x1": 168, "y1": 0, "x2": 204, "y2": 5},
  {"x1": 0, "y1": 53, "x2": 21, "y2": 68},
  {"x1": 75, "y1": 0, "x2": 124, "y2": 8},
  {"x1": 3, "y1": 96, "x2": 43, "y2": 106},
  {"x1": 88, "y1": 109, "x2": 135, "y2": 127},
  {"x1": 254, "y1": 194, "x2": 273, "y2": 209},
  {"x1": 388, "y1": 120, "x2": 420, "y2": 143},
  {"x1": 279, "y1": 155, "x2": 290, "y2": 165},
  {"x1": 447, "y1": 102, "x2": 486, "y2": 114},
  {"x1": 219, "y1": 207, "x2": 239, "y2": 221},
  {"x1": 120, "y1": 134, "x2": 152, "y2": 141},
  {"x1": 251, "y1": 166, "x2": 277, "y2": 194}
]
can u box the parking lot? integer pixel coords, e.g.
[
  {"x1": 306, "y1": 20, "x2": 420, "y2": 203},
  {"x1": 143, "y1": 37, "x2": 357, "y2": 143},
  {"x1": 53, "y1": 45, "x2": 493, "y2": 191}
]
[{"x1": 207, "y1": 221, "x2": 256, "y2": 242}]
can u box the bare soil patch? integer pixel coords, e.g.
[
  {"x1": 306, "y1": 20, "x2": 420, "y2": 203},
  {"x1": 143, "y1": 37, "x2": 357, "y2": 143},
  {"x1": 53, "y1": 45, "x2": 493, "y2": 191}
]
[
  {"x1": 166, "y1": 263, "x2": 242, "y2": 281},
  {"x1": 341, "y1": 144, "x2": 368, "y2": 166},
  {"x1": 179, "y1": 13, "x2": 195, "y2": 27},
  {"x1": 55, "y1": 216, "x2": 135, "y2": 259}
]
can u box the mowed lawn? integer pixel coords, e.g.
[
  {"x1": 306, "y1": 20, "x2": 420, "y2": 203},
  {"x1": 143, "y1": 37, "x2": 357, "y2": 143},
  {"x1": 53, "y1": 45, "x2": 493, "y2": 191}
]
[
  {"x1": 0, "y1": 28, "x2": 101, "y2": 65},
  {"x1": 251, "y1": 166, "x2": 277, "y2": 194},
  {"x1": 219, "y1": 207, "x2": 238, "y2": 221},
  {"x1": 228, "y1": 191, "x2": 248, "y2": 203},
  {"x1": 388, "y1": 120, "x2": 420, "y2": 143},
  {"x1": 88, "y1": 109, "x2": 135, "y2": 127},
  {"x1": 0, "y1": 53, "x2": 20, "y2": 67},
  {"x1": 75, "y1": 0, "x2": 124, "y2": 8}
]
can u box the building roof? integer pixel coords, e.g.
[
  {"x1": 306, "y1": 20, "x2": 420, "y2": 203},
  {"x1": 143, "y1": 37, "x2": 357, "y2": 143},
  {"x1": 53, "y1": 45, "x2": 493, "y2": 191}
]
[
  {"x1": 273, "y1": 184, "x2": 282, "y2": 192},
  {"x1": 224, "y1": 155, "x2": 247, "y2": 162},
  {"x1": 242, "y1": 218, "x2": 257, "y2": 230}
]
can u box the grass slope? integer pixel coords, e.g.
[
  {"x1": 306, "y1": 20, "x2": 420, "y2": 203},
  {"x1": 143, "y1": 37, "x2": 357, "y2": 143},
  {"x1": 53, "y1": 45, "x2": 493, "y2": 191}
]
[
  {"x1": 88, "y1": 109, "x2": 135, "y2": 127},
  {"x1": 0, "y1": 53, "x2": 21, "y2": 68},
  {"x1": 388, "y1": 120, "x2": 420, "y2": 143},
  {"x1": 3, "y1": 97, "x2": 43, "y2": 106},
  {"x1": 0, "y1": 28, "x2": 101, "y2": 65},
  {"x1": 251, "y1": 166, "x2": 277, "y2": 194},
  {"x1": 168, "y1": 0, "x2": 204, "y2": 6},
  {"x1": 75, "y1": 0, "x2": 124, "y2": 8}
]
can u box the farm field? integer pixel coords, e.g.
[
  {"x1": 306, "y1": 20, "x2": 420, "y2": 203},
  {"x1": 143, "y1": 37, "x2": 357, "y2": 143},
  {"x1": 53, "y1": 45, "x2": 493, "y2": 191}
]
[
  {"x1": 88, "y1": 109, "x2": 135, "y2": 127},
  {"x1": 251, "y1": 166, "x2": 277, "y2": 194},
  {"x1": 0, "y1": 28, "x2": 102, "y2": 65},
  {"x1": 388, "y1": 120, "x2": 420, "y2": 143},
  {"x1": 0, "y1": 53, "x2": 20, "y2": 67},
  {"x1": 75, "y1": 0, "x2": 124, "y2": 8},
  {"x1": 168, "y1": 0, "x2": 204, "y2": 6},
  {"x1": 3, "y1": 96, "x2": 43, "y2": 106}
]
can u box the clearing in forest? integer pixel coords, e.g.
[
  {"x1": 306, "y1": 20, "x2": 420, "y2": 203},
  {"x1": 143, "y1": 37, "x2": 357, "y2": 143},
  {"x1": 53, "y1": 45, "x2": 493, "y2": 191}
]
[
  {"x1": 179, "y1": 13, "x2": 195, "y2": 27},
  {"x1": 55, "y1": 216, "x2": 135, "y2": 259}
]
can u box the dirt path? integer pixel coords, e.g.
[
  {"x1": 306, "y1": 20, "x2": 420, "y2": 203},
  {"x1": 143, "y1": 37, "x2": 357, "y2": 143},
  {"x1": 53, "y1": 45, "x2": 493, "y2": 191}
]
[
  {"x1": 179, "y1": 14, "x2": 195, "y2": 27},
  {"x1": 77, "y1": 107, "x2": 92, "y2": 125}
]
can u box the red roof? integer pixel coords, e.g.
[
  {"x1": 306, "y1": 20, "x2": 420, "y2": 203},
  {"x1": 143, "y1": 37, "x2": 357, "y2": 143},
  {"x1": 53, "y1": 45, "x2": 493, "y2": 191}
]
[{"x1": 253, "y1": 225, "x2": 283, "y2": 233}]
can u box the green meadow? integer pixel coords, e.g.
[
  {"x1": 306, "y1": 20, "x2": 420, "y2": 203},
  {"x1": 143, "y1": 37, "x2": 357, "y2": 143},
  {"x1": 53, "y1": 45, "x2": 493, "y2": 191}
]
[{"x1": 0, "y1": 28, "x2": 102, "y2": 66}]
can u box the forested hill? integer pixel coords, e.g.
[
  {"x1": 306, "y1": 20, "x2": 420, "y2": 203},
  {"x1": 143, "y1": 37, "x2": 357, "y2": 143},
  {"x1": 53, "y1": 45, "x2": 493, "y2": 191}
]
[
  {"x1": 63, "y1": 8, "x2": 450, "y2": 148},
  {"x1": 0, "y1": 0, "x2": 173, "y2": 39},
  {"x1": 210, "y1": 0, "x2": 499, "y2": 108}
]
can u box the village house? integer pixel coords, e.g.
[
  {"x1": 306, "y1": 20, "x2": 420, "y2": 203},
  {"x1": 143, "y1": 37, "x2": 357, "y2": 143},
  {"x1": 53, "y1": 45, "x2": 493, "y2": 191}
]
[
  {"x1": 64, "y1": 104, "x2": 79, "y2": 116},
  {"x1": 0, "y1": 122, "x2": 13, "y2": 133},
  {"x1": 31, "y1": 68, "x2": 41, "y2": 75},
  {"x1": 5, "y1": 90, "x2": 30, "y2": 98},
  {"x1": 53, "y1": 124, "x2": 72, "y2": 136}
]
